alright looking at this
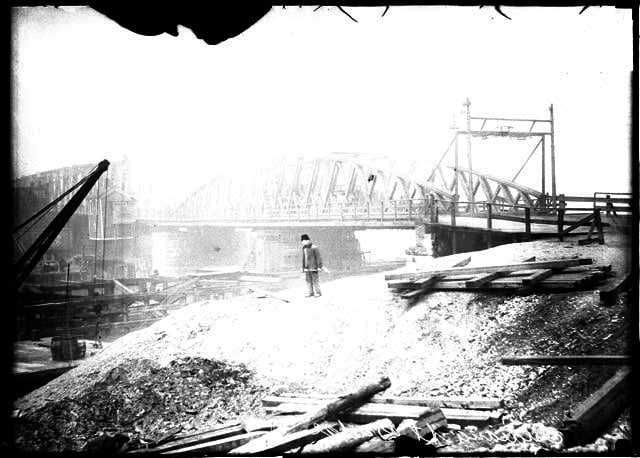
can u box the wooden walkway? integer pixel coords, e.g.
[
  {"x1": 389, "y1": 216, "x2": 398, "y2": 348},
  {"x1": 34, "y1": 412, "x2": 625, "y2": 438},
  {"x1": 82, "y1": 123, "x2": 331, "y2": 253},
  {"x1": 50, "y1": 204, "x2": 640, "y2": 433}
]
[{"x1": 432, "y1": 214, "x2": 598, "y2": 236}]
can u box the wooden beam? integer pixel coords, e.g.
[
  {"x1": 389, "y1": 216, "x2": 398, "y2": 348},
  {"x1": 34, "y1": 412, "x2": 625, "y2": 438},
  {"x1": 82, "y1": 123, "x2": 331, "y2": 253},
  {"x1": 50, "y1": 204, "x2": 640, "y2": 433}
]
[
  {"x1": 142, "y1": 423, "x2": 245, "y2": 453},
  {"x1": 390, "y1": 275, "x2": 441, "y2": 291},
  {"x1": 501, "y1": 355, "x2": 632, "y2": 366},
  {"x1": 521, "y1": 269, "x2": 554, "y2": 285},
  {"x1": 600, "y1": 274, "x2": 631, "y2": 303},
  {"x1": 276, "y1": 393, "x2": 504, "y2": 410},
  {"x1": 264, "y1": 399, "x2": 500, "y2": 426},
  {"x1": 560, "y1": 367, "x2": 631, "y2": 447},
  {"x1": 232, "y1": 422, "x2": 336, "y2": 455},
  {"x1": 465, "y1": 272, "x2": 503, "y2": 287},
  {"x1": 451, "y1": 256, "x2": 472, "y2": 268},
  {"x1": 113, "y1": 279, "x2": 134, "y2": 294},
  {"x1": 561, "y1": 213, "x2": 595, "y2": 236},
  {"x1": 399, "y1": 289, "x2": 427, "y2": 300},
  {"x1": 231, "y1": 377, "x2": 391, "y2": 454},
  {"x1": 265, "y1": 402, "x2": 438, "y2": 426},
  {"x1": 384, "y1": 258, "x2": 592, "y2": 281},
  {"x1": 163, "y1": 431, "x2": 266, "y2": 455},
  {"x1": 300, "y1": 419, "x2": 394, "y2": 454}
]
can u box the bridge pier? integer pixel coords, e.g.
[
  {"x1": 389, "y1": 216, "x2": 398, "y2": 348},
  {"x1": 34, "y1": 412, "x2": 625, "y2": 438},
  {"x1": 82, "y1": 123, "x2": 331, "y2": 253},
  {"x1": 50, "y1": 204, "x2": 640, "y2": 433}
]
[
  {"x1": 250, "y1": 227, "x2": 365, "y2": 273},
  {"x1": 429, "y1": 226, "x2": 525, "y2": 257}
]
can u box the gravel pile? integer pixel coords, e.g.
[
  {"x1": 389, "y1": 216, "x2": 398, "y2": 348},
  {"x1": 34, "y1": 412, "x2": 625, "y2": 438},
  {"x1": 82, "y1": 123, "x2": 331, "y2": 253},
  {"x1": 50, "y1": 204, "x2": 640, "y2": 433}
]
[{"x1": 14, "y1": 233, "x2": 632, "y2": 452}]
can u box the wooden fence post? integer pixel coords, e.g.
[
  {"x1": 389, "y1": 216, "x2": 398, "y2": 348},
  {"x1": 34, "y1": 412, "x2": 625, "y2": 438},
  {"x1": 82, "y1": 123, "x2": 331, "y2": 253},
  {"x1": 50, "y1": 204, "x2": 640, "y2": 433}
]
[
  {"x1": 450, "y1": 198, "x2": 457, "y2": 227},
  {"x1": 558, "y1": 208, "x2": 565, "y2": 241},
  {"x1": 595, "y1": 209, "x2": 605, "y2": 244}
]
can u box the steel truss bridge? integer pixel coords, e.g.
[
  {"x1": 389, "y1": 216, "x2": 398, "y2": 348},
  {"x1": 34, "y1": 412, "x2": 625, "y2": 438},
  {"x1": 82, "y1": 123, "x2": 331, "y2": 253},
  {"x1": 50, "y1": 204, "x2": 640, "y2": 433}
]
[{"x1": 141, "y1": 100, "x2": 564, "y2": 229}]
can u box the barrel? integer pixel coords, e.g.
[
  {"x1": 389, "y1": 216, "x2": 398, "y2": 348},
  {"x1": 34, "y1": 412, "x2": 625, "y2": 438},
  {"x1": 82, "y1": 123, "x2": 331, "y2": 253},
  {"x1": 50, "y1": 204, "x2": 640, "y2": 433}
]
[{"x1": 51, "y1": 335, "x2": 86, "y2": 361}]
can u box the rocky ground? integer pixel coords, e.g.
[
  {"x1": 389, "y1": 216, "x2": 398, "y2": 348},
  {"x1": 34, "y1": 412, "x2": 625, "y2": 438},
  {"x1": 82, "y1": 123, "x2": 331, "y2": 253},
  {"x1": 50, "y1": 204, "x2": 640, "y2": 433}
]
[{"x1": 13, "y1": 233, "x2": 633, "y2": 453}]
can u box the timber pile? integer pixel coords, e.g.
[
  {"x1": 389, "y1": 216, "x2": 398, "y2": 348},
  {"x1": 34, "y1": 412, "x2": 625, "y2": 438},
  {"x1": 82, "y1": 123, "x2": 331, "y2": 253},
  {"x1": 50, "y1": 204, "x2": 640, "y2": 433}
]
[
  {"x1": 134, "y1": 377, "x2": 506, "y2": 455},
  {"x1": 386, "y1": 258, "x2": 616, "y2": 298}
]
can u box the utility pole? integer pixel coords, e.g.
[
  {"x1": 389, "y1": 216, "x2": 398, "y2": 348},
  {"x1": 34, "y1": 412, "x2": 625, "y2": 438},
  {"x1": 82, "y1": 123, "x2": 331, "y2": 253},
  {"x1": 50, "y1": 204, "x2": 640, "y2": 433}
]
[
  {"x1": 464, "y1": 98, "x2": 474, "y2": 207},
  {"x1": 549, "y1": 104, "x2": 557, "y2": 209}
]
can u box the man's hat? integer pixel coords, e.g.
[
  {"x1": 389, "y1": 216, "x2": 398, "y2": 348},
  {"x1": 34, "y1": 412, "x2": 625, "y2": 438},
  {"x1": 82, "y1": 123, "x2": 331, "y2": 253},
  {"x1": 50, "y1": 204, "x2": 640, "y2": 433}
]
[{"x1": 300, "y1": 234, "x2": 310, "y2": 241}]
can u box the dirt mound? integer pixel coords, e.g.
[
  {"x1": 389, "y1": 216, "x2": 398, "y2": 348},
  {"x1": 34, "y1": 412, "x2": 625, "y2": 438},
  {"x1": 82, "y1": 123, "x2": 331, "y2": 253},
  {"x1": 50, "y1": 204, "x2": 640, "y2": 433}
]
[
  {"x1": 14, "y1": 233, "x2": 632, "y2": 452},
  {"x1": 14, "y1": 357, "x2": 265, "y2": 452}
]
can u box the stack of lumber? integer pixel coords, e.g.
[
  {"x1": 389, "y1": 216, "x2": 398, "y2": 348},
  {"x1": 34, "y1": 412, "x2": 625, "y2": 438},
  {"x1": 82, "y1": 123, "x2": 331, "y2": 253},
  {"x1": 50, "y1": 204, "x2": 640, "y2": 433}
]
[
  {"x1": 262, "y1": 393, "x2": 502, "y2": 428},
  {"x1": 386, "y1": 258, "x2": 614, "y2": 298},
  {"x1": 133, "y1": 377, "x2": 502, "y2": 455}
]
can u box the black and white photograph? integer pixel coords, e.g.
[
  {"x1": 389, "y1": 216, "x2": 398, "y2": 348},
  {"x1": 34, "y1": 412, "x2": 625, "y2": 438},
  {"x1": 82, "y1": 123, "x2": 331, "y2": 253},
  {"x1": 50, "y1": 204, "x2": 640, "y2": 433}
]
[{"x1": 8, "y1": 4, "x2": 636, "y2": 455}]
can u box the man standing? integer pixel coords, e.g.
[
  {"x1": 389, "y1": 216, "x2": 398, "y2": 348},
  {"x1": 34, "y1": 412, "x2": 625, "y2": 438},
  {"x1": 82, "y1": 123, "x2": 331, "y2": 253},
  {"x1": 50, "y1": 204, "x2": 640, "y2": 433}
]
[{"x1": 301, "y1": 234, "x2": 322, "y2": 297}]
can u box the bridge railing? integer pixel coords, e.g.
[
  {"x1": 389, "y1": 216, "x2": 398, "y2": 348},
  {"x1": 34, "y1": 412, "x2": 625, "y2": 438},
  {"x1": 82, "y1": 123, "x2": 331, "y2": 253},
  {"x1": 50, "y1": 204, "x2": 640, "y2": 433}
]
[
  {"x1": 233, "y1": 199, "x2": 432, "y2": 223},
  {"x1": 432, "y1": 197, "x2": 617, "y2": 242}
]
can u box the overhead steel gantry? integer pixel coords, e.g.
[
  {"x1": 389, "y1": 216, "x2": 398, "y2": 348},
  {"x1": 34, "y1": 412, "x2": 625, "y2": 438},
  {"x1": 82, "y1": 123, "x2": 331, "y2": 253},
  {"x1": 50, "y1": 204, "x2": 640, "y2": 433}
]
[
  {"x1": 146, "y1": 100, "x2": 555, "y2": 225},
  {"x1": 428, "y1": 98, "x2": 556, "y2": 211}
]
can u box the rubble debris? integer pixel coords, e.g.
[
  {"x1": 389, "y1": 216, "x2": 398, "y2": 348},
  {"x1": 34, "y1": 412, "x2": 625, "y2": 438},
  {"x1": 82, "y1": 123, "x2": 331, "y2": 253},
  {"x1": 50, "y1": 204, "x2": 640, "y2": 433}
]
[{"x1": 14, "y1": 357, "x2": 265, "y2": 452}]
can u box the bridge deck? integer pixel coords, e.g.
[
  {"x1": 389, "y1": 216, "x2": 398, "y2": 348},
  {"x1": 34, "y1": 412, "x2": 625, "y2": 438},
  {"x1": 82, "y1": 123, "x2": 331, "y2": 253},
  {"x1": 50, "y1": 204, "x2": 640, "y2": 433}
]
[
  {"x1": 434, "y1": 215, "x2": 554, "y2": 235},
  {"x1": 136, "y1": 219, "x2": 417, "y2": 229}
]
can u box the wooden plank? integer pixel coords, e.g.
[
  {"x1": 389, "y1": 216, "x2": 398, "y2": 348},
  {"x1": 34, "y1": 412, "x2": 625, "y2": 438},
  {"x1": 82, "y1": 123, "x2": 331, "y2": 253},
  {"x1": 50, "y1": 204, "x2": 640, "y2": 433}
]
[
  {"x1": 451, "y1": 257, "x2": 471, "y2": 268},
  {"x1": 521, "y1": 269, "x2": 554, "y2": 285},
  {"x1": 265, "y1": 402, "x2": 438, "y2": 426},
  {"x1": 501, "y1": 355, "x2": 632, "y2": 366},
  {"x1": 465, "y1": 272, "x2": 503, "y2": 287},
  {"x1": 300, "y1": 419, "x2": 394, "y2": 454},
  {"x1": 400, "y1": 289, "x2": 427, "y2": 300},
  {"x1": 432, "y1": 281, "x2": 518, "y2": 290},
  {"x1": 506, "y1": 269, "x2": 548, "y2": 277},
  {"x1": 143, "y1": 423, "x2": 246, "y2": 453},
  {"x1": 231, "y1": 376, "x2": 391, "y2": 454},
  {"x1": 264, "y1": 401, "x2": 500, "y2": 426},
  {"x1": 560, "y1": 367, "x2": 631, "y2": 447},
  {"x1": 387, "y1": 280, "x2": 420, "y2": 290},
  {"x1": 275, "y1": 394, "x2": 504, "y2": 410},
  {"x1": 561, "y1": 213, "x2": 595, "y2": 236},
  {"x1": 437, "y1": 274, "x2": 477, "y2": 282},
  {"x1": 600, "y1": 274, "x2": 631, "y2": 303},
  {"x1": 113, "y1": 279, "x2": 135, "y2": 294},
  {"x1": 162, "y1": 431, "x2": 265, "y2": 455},
  {"x1": 230, "y1": 422, "x2": 336, "y2": 455},
  {"x1": 247, "y1": 287, "x2": 290, "y2": 303},
  {"x1": 384, "y1": 259, "x2": 592, "y2": 281}
]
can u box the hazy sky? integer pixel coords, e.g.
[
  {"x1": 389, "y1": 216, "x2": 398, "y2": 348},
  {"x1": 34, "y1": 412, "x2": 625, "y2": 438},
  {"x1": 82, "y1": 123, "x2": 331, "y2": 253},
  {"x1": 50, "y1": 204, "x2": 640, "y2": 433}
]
[{"x1": 11, "y1": 6, "x2": 633, "y2": 205}]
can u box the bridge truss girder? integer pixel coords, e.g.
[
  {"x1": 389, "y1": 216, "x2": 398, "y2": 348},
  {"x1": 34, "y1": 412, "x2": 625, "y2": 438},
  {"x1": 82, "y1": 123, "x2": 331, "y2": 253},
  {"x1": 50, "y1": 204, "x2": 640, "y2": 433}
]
[{"x1": 173, "y1": 156, "x2": 454, "y2": 220}]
